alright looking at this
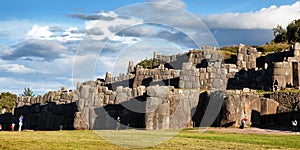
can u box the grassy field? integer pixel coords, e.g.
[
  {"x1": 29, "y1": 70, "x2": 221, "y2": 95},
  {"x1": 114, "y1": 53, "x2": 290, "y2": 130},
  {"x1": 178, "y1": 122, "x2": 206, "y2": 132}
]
[{"x1": 0, "y1": 128, "x2": 300, "y2": 149}]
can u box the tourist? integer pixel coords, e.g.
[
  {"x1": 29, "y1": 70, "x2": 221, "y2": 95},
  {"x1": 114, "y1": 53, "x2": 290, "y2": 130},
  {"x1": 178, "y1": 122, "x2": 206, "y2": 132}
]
[
  {"x1": 240, "y1": 119, "x2": 245, "y2": 129},
  {"x1": 116, "y1": 117, "x2": 120, "y2": 130},
  {"x1": 10, "y1": 123, "x2": 15, "y2": 131},
  {"x1": 292, "y1": 119, "x2": 298, "y2": 134},
  {"x1": 18, "y1": 115, "x2": 23, "y2": 131},
  {"x1": 273, "y1": 80, "x2": 278, "y2": 91},
  {"x1": 240, "y1": 118, "x2": 247, "y2": 129}
]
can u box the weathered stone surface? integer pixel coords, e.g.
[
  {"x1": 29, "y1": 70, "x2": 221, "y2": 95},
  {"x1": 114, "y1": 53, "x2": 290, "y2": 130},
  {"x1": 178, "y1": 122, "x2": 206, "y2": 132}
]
[
  {"x1": 147, "y1": 86, "x2": 170, "y2": 98},
  {"x1": 74, "y1": 112, "x2": 89, "y2": 130},
  {"x1": 115, "y1": 93, "x2": 128, "y2": 104},
  {"x1": 260, "y1": 98, "x2": 279, "y2": 115},
  {"x1": 80, "y1": 85, "x2": 90, "y2": 99}
]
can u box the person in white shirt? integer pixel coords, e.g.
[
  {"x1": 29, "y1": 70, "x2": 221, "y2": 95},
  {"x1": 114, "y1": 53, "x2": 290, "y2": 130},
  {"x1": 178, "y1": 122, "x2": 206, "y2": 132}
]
[{"x1": 292, "y1": 119, "x2": 298, "y2": 133}]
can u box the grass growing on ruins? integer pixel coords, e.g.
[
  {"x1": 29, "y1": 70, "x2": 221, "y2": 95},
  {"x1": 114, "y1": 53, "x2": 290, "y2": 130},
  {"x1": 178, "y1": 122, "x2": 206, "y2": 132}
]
[
  {"x1": 278, "y1": 89, "x2": 300, "y2": 93},
  {"x1": 256, "y1": 42, "x2": 290, "y2": 53},
  {"x1": 0, "y1": 129, "x2": 300, "y2": 149}
]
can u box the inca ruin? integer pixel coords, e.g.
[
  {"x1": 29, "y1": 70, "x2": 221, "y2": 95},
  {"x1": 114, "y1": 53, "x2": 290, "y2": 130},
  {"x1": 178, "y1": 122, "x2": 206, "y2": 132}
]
[{"x1": 1, "y1": 43, "x2": 300, "y2": 130}]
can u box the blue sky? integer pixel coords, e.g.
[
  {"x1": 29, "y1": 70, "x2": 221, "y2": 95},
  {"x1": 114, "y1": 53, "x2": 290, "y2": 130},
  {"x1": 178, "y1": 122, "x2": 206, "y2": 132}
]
[{"x1": 0, "y1": 0, "x2": 299, "y2": 95}]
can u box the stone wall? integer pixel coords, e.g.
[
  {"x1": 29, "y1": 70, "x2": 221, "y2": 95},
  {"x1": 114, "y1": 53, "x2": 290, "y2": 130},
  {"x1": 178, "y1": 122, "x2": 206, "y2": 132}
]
[
  {"x1": 221, "y1": 89, "x2": 279, "y2": 127},
  {"x1": 133, "y1": 65, "x2": 180, "y2": 88},
  {"x1": 77, "y1": 79, "x2": 147, "y2": 129},
  {"x1": 103, "y1": 72, "x2": 135, "y2": 90},
  {"x1": 145, "y1": 86, "x2": 201, "y2": 130},
  {"x1": 227, "y1": 67, "x2": 273, "y2": 90},
  {"x1": 179, "y1": 62, "x2": 200, "y2": 89},
  {"x1": 153, "y1": 51, "x2": 180, "y2": 68},
  {"x1": 270, "y1": 92, "x2": 300, "y2": 113},
  {"x1": 236, "y1": 44, "x2": 258, "y2": 69},
  {"x1": 10, "y1": 43, "x2": 300, "y2": 131},
  {"x1": 272, "y1": 62, "x2": 292, "y2": 89},
  {"x1": 14, "y1": 88, "x2": 87, "y2": 130}
]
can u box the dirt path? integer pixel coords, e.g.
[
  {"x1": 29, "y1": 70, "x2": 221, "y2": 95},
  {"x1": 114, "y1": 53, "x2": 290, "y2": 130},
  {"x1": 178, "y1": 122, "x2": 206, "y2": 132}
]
[{"x1": 189, "y1": 127, "x2": 300, "y2": 135}]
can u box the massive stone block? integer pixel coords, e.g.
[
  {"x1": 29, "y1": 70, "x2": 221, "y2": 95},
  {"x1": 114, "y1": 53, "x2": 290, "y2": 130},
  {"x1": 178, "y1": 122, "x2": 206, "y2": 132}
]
[
  {"x1": 260, "y1": 98, "x2": 279, "y2": 115},
  {"x1": 147, "y1": 86, "x2": 170, "y2": 98}
]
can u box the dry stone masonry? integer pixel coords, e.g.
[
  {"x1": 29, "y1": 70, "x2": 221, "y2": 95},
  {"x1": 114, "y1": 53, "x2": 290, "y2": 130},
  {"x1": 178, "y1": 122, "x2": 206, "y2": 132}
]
[
  {"x1": 14, "y1": 88, "x2": 87, "y2": 130},
  {"x1": 7, "y1": 42, "x2": 300, "y2": 130}
]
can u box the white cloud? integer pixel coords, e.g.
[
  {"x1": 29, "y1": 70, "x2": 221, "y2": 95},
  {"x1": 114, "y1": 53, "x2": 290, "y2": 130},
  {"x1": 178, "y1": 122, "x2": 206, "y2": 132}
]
[
  {"x1": 0, "y1": 64, "x2": 35, "y2": 73},
  {"x1": 27, "y1": 25, "x2": 54, "y2": 39},
  {"x1": 1, "y1": 39, "x2": 69, "y2": 61},
  {"x1": 113, "y1": 1, "x2": 217, "y2": 47},
  {"x1": 26, "y1": 25, "x2": 85, "y2": 42},
  {"x1": 204, "y1": 1, "x2": 300, "y2": 29},
  {"x1": 84, "y1": 11, "x2": 143, "y2": 40}
]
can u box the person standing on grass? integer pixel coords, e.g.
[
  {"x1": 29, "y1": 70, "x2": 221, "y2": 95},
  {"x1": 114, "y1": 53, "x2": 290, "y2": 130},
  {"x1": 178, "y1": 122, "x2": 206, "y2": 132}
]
[
  {"x1": 18, "y1": 115, "x2": 23, "y2": 131},
  {"x1": 11, "y1": 123, "x2": 15, "y2": 131},
  {"x1": 292, "y1": 119, "x2": 298, "y2": 134},
  {"x1": 240, "y1": 119, "x2": 245, "y2": 129}
]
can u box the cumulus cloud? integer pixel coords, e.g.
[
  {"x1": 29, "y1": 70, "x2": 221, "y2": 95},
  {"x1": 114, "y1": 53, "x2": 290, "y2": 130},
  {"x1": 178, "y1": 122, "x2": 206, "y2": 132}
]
[
  {"x1": 0, "y1": 64, "x2": 35, "y2": 73},
  {"x1": 27, "y1": 25, "x2": 54, "y2": 39},
  {"x1": 82, "y1": 11, "x2": 143, "y2": 41},
  {"x1": 1, "y1": 39, "x2": 69, "y2": 61},
  {"x1": 203, "y1": 1, "x2": 300, "y2": 29},
  {"x1": 49, "y1": 26, "x2": 64, "y2": 32},
  {"x1": 113, "y1": 1, "x2": 217, "y2": 47},
  {"x1": 26, "y1": 25, "x2": 85, "y2": 42},
  {"x1": 86, "y1": 27, "x2": 104, "y2": 35}
]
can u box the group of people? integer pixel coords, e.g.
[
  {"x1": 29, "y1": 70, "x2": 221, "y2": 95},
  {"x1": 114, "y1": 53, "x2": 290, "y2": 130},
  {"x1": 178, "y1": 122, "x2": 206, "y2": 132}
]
[{"x1": 0, "y1": 115, "x2": 23, "y2": 131}]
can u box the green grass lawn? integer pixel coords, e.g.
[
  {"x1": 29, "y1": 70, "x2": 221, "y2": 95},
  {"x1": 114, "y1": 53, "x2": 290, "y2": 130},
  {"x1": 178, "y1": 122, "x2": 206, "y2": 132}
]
[{"x1": 0, "y1": 129, "x2": 299, "y2": 149}]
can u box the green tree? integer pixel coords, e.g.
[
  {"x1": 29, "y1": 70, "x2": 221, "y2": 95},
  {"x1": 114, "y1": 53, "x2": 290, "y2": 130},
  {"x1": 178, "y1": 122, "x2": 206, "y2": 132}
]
[
  {"x1": 0, "y1": 92, "x2": 17, "y2": 113},
  {"x1": 22, "y1": 87, "x2": 35, "y2": 97},
  {"x1": 137, "y1": 58, "x2": 153, "y2": 69},
  {"x1": 272, "y1": 25, "x2": 287, "y2": 43},
  {"x1": 287, "y1": 19, "x2": 300, "y2": 43}
]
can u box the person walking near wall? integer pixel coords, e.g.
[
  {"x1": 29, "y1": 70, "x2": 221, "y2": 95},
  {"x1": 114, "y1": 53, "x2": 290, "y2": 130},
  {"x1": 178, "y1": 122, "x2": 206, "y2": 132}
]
[
  {"x1": 18, "y1": 115, "x2": 23, "y2": 131},
  {"x1": 292, "y1": 119, "x2": 298, "y2": 134},
  {"x1": 273, "y1": 80, "x2": 278, "y2": 91},
  {"x1": 240, "y1": 118, "x2": 246, "y2": 129}
]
